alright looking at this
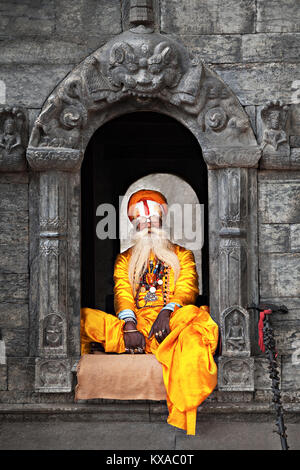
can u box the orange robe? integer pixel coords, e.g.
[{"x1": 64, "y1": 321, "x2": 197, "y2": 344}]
[{"x1": 80, "y1": 243, "x2": 218, "y2": 435}]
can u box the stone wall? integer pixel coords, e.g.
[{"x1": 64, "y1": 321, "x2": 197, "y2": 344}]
[{"x1": 0, "y1": 0, "x2": 299, "y2": 405}]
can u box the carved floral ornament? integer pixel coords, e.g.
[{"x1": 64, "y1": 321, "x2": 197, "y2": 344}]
[{"x1": 27, "y1": 25, "x2": 260, "y2": 170}]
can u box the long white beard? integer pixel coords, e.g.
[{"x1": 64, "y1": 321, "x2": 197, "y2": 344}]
[{"x1": 128, "y1": 226, "x2": 181, "y2": 296}]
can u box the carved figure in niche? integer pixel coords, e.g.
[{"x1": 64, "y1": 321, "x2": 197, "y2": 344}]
[
  {"x1": 225, "y1": 312, "x2": 245, "y2": 352},
  {"x1": 261, "y1": 100, "x2": 289, "y2": 152},
  {"x1": 0, "y1": 107, "x2": 25, "y2": 161},
  {"x1": 107, "y1": 41, "x2": 181, "y2": 97},
  {"x1": 43, "y1": 314, "x2": 63, "y2": 348},
  {"x1": 223, "y1": 359, "x2": 249, "y2": 385},
  {"x1": 40, "y1": 361, "x2": 67, "y2": 387},
  {"x1": 0, "y1": 117, "x2": 21, "y2": 154},
  {"x1": 81, "y1": 189, "x2": 219, "y2": 435}
]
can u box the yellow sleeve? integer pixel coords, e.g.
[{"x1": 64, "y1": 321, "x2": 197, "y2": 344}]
[
  {"x1": 113, "y1": 251, "x2": 136, "y2": 316},
  {"x1": 169, "y1": 248, "x2": 199, "y2": 306}
]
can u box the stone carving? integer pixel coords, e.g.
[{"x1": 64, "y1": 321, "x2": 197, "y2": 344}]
[
  {"x1": 106, "y1": 40, "x2": 182, "y2": 97},
  {"x1": 204, "y1": 107, "x2": 227, "y2": 132},
  {"x1": 129, "y1": 0, "x2": 154, "y2": 25},
  {"x1": 218, "y1": 305, "x2": 253, "y2": 391},
  {"x1": 218, "y1": 356, "x2": 255, "y2": 391},
  {"x1": 225, "y1": 311, "x2": 245, "y2": 352},
  {"x1": 223, "y1": 359, "x2": 250, "y2": 385},
  {"x1": 0, "y1": 106, "x2": 27, "y2": 171},
  {"x1": 220, "y1": 306, "x2": 250, "y2": 357},
  {"x1": 27, "y1": 23, "x2": 258, "y2": 159},
  {"x1": 35, "y1": 359, "x2": 72, "y2": 392},
  {"x1": 43, "y1": 314, "x2": 63, "y2": 348},
  {"x1": 261, "y1": 100, "x2": 289, "y2": 154},
  {"x1": 40, "y1": 239, "x2": 59, "y2": 257},
  {"x1": 27, "y1": 147, "x2": 82, "y2": 171},
  {"x1": 29, "y1": 77, "x2": 87, "y2": 150}
]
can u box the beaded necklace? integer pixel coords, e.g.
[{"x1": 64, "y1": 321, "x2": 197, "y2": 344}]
[{"x1": 135, "y1": 257, "x2": 170, "y2": 309}]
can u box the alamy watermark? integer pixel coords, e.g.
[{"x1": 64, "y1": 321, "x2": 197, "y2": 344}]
[{"x1": 95, "y1": 196, "x2": 204, "y2": 250}]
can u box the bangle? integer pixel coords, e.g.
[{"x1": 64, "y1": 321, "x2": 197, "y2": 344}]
[{"x1": 124, "y1": 329, "x2": 139, "y2": 333}]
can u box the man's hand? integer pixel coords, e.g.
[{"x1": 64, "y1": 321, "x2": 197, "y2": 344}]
[
  {"x1": 148, "y1": 309, "x2": 172, "y2": 344},
  {"x1": 123, "y1": 321, "x2": 145, "y2": 354}
]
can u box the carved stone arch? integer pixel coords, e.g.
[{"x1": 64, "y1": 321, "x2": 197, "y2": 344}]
[{"x1": 26, "y1": 24, "x2": 261, "y2": 393}]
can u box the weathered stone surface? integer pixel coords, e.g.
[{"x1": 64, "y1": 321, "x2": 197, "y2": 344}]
[
  {"x1": 0, "y1": 303, "x2": 29, "y2": 329},
  {"x1": 291, "y1": 136, "x2": 300, "y2": 147},
  {"x1": 7, "y1": 358, "x2": 35, "y2": 391},
  {"x1": 281, "y1": 355, "x2": 300, "y2": 390},
  {"x1": 257, "y1": 0, "x2": 300, "y2": 33},
  {"x1": 0, "y1": 0, "x2": 55, "y2": 36},
  {"x1": 0, "y1": 37, "x2": 113, "y2": 65},
  {"x1": 161, "y1": 0, "x2": 255, "y2": 34},
  {"x1": 0, "y1": 65, "x2": 74, "y2": 108},
  {"x1": 0, "y1": 173, "x2": 28, "y2": 184},
  {"x1": 0, "y1": 213, "x2": 28, "y2": 245},
  {"x1": 242, "y1": 34, "x2": 300, "y2": 63},
  {"x1": 258, "y1": 178, "x2": 300, "y2": 224},
  {"x1": 122, "y1": 0, "x2": 160, "y2": 31},
  {"x1": 212, "y1": 63, "x2": 300, "y2": 106},
  {"x1": 0, "y1": 184, "x2": 28, "y2": 212},
  {"x1": 258, "y1": 224, "x2": 290, "y2": 253},
  {"x1": 272, "y1": 322, "x2": 300, "y2": 356},
  {"x1": 254, "y1": 357, "x2": 281, "y2": 390},
  {"x1": 259, "y1": 253, "x2": 300, "y2": 298},
  {"x1": 291, "y1": 224, "x2": 300, "y2": 251},
  {"x1": 56, "y1": 0, "x2": 122, "y2": 36},
  {"x1": 181, "y1": 34, "x2": 241, "y2": 64},
  {"x1": 0, "y1": 245, "x2": 28, "y2": 274},
  {"x1": 0, "y1": 274, "x2": 28, "y2": 302},
  {"x1": 2, "y1": 329, "x2": 28, "y2": 357},
  {"x1": 0, "y1": 365, "x2": 7, "y2": 391}
]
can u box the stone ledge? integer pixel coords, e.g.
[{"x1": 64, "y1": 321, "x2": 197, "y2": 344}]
[{"x1": 0, "y1": 402, "x2": 299, "y2": 423}]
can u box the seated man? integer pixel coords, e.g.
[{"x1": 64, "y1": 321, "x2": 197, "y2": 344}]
[{"x1": 81, "y1": 189, "x2": 218, "y2": 435}]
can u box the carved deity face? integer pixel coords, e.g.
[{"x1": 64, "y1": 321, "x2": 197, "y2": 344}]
[
  {"x1": 107, "y1": 41, "x2": 181, "y2": 96},
  {"x1": 3, "y1": 118, "x2": 15, "y2": 134},
  {"x1": 232, "y1": 312, "x2": 240, "y2": 326}
]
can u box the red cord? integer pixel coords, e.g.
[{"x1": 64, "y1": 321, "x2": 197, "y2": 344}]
[{"x1": 258, "y1": 309, "x2": 272, "y2": 353}]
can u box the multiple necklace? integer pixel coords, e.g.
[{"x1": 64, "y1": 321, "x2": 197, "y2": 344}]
[{"x1": 135, "y1": 257, "x2": 170, "y2": 309}]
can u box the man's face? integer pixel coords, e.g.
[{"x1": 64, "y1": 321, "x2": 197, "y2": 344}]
[{"x1": 135, "y1": 215, "x2": 162, "y2": 233}]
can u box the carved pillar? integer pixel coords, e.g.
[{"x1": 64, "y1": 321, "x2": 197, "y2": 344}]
[
  {"x1": 204, "y1": 149, "x2": 260, "y2": 392},
  {"x1": 27, "y1": 147, "x2": 82, "y2": 392}
]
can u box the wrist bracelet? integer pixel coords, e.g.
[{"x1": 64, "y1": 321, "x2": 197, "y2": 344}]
[{"x1": 124, "y1": 329, "x2": 139, "y2": 333}]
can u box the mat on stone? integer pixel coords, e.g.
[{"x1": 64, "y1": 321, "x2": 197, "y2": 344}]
[{"x1": 75, "y1": 353, "x2": 167, "y2": 401}]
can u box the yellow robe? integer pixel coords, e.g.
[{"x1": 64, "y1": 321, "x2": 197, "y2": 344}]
[{"x1": 80, "y1": 243, "x2": 219, "y2": 435}]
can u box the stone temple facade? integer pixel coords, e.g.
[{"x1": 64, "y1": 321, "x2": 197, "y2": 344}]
[{"x1": 0, "y1": 0, "x2": 299, "y2": 422}]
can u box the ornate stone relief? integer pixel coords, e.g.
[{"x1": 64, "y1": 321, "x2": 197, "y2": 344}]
[
  {"x1": 261, "y1": 101, "x2": 289, "y2": 154},
  {"x1": 0, "y1": 105, "x2": 27, "y2": 171},
  {"x1": 218, "y1": 306, "x2": 254, "y2": 391},
  {"x1": 27, "y1": 24, "x2": 258, "y2": 171},
  {"x1": 218, "y1": 357, "x2": 255, "y2": 391},
  {"x1": 35, "y1": 358, "x2": 72, "y2": 393},
  {"x1": 258, "y1": 100, "x2": 293, "y2": 169},
  {"x1": 220, "y1": 306, "x2": 250, "y2": 357}
]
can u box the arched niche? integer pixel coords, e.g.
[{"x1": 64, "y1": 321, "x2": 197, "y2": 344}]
[
  {"x1": 26, "y1": 24, "x2": 261, "y2": 393},
  {"x1": 81, "y1": 111, "x2": 208, "y2": 312}
]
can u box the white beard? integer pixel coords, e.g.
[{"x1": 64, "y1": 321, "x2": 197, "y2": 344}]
[{"x1": 128, "y1": 225, "x2": 181, "y2": 296}]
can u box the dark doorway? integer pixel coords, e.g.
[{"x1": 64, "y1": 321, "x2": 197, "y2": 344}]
[{"x1": 81, "y1": 112, "x2": 208, "y2": 311}]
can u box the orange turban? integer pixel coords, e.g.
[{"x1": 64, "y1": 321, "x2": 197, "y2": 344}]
[{"x1": 127, "y1": 189, "x2": 168, "y2": 222}]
